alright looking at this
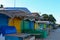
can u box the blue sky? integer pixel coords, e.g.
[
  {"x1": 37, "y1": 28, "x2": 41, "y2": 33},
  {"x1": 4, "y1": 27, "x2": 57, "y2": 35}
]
[{"x1": 0, "y1": 0, "x2": 60, "y2": 24}]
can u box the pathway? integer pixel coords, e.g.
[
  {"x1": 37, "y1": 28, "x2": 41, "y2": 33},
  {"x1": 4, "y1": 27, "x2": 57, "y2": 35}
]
[
  {"x1": 44, "y1": 28, "x2": 60, "y2": 40},
  {"x1": 0, "y1": 28, "x2": 60, "y2": 40}
]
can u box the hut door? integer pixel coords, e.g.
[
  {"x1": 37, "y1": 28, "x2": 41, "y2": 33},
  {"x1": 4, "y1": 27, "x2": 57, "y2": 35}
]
[
  {"x1": 34, "y1": 23, "x2": 38, "y2": 29},
  {"x1": 14, "y1": 18, "x2": 21, "y2": 33},
  {"x1": 44, "y1": 24, "x2": 46, "y2": 29},
  {"x1": 24, "y1": 21, "x2": 30, "y2": 30},
  {"x1": 29, "y1": 21, "x2": 34, "y2": 30}
]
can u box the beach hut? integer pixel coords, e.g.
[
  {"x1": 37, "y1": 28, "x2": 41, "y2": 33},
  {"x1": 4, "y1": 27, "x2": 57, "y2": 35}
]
[
  {"x1": 27, "y1": 14, "x2": 35, "y2": 31},
  {"x1": 5, "y1": 7, "x2": 31, "y2": 33},
  {"x1": 21, "y1": 13, "x2": 36, "y2": 33},
  {"x1": 31, "y1": 13, "x2": 40, "y2": 30},
  {"x1": 35, "y1": 21, "x2": 50, "y2": 38}
]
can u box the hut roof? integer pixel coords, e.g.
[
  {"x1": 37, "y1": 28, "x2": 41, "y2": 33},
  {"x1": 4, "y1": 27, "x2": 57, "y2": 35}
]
[
  {"x1": 26, "y1": 13, "x2": 40, "y2": 18},
  {"x1": 23, "y1": 13, "x2": 41, "y2": 21},
  {"x1": 35, "y1": 21, "x2": 50, "y2": 24},
  {"x1": 0, "y1": 10, "x2": 28, "y2": 18},
  {"x1": 4, "y1": 7, "x2": 31, "y2": 14},
  {"x1": 0, "y1": 7, "x2": 31, "y2": 18},
  {"x1": 0, "y1": 8, "x2": 40, "y2": 21},
  {"x1": 32, "y1": 13, "x2": 40, "y2": 17},
  {"x1": 30, "y1": 13, "x2": 41, "y2": 20}
]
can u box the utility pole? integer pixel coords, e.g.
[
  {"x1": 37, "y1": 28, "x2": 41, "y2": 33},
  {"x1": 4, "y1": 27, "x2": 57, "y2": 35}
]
[{"x1": 14, "y1": 0, "x2": 16, "y2": 8}]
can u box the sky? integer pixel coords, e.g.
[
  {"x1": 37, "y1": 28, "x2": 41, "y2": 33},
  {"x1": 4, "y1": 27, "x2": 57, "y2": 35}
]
[{"x1": 0, "y1": 0, "x2": 60, "y2": 24}]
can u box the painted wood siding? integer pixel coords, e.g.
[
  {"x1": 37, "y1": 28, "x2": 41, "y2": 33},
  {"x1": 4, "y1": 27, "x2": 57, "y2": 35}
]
[
  {"x1": 0, "y1": 14, "x2": 8, "y2": 27},
  {"x1": 5, "y1": 36, "x2": 22, "y2": 40},
  {"x1": 8, "y1": 18, "x2": 22, "y2": 33}
]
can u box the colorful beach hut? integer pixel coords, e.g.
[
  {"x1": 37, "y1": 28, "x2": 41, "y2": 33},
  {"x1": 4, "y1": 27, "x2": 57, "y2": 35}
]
[
  {"x1": 22, "y1": 15, "x2": 35, "y2": 33},
  {"x1": 31, "y1": 13, "x2": 40, "y2": 30},
  {"x1": 35, "y1": 21, "x2": 50, "y2": 38},
  {"x1": 4, "y1": 7, "x2": 31, "y2": 33}
]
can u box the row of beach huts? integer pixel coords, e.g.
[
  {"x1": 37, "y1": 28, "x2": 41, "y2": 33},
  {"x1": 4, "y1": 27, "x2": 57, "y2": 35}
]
[{"x1": 0, "y1": 7, "x2": 54, "y2": 40}]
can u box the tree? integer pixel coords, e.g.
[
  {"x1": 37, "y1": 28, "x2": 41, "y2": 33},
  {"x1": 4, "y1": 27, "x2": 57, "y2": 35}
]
[
  {"x1": 42, "y1": 14, "x2": 49, "y2": 21},
  {"x1": 48, "y1": 14, "x2": 56, "y2": 23},
  {"x1": 42, "y1": 14, "x2": 56, "y2": 24}
]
